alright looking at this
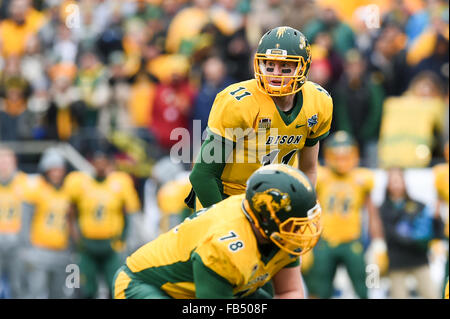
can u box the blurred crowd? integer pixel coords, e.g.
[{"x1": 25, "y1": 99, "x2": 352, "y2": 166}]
[
  {"x1": 0, "y1": 0, "x2": 449, "y2": 299},
  {"x1": 0, "y1": 0, "x2": 448, "y2": 166}
]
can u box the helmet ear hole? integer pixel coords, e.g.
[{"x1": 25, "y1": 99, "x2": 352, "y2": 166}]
[
  {"x1": 252, "y1": 182, "x2": 264, "y2": 191},
  {"x1": 290, "y1": 184, "x2": 296, "y2": 192}
]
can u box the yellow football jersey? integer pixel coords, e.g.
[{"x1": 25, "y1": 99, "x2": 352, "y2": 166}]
[
  {"x1": 433, "y1": 163, "x2": 449, "y2": 238},
  {"x1": 64, "y1": 171, "x2": 141, "y2": 240},
  {"x1": 124, "y1": 194, "x2": 298, "y2": 299},
  {"x1": 24, "y1": 176, "x2": 71, "y2": 250},
  {"x1": 316, "y1": 166, "x2": 374, "y2": 245},
  {"x1": 207, "y1": 79, "x2": 333, "y2": 196},
  {"x1": 157, "y1": 176, "x2": 192, "y2": 233},
  {"x1": 0, "y1": 172, "x2": 30, "y2": 234}
]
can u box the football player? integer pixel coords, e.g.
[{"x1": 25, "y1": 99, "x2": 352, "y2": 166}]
[
  {"x1": 64, "y1": 151, "x2": 141, "y2": 298},
  {"x1": 20, "y1": 149, "x2": 74, "y2": 298},
  {"x1": 186, "y1": 26, "x2": 333, "y2": 210},
  {"x1": 113, "y1": 164, "x2": 321, "y2": 299},
  {"x1": 432, "y1": 141, "x2": 449, "y2": 298},
  {"x1": 0, "y1": 146, "x2": 30, "y2": 298},
  {"x1": 302, "y1": 131, "x2": 386, "y2": 299}
]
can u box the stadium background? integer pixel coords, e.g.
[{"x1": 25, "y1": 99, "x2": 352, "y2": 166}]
[{"x1": 0, "y1": 0, "x2": 448, "y2": 298}]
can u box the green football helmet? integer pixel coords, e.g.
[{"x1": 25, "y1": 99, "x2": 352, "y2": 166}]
[
  {"x1": 324, "y1": 131, "x2": 360, "y2": 175},
  {"x1": 254, "y1": 26, "x2": 312, "y2": 96},
  {"x1": 243, "y1": 164, "x2": 322, "y2": 256}
]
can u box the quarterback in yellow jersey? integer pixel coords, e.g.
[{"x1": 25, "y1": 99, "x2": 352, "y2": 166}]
[
  {"x1": 432, "y1": 141, "x2": 449, "y2": 298},
  {"x1": 20, "y1": 149, "x2": 74, "y2": 298},
  {"x1": 187, "y1": 26, "x2": 333, "y2": 210},
  {"x1": 0, "y1": 146, "x2": 30, "y2": 298},
  {"x1": 65, "y1": 152, "x2": 141, "y2": 299},
  {"x1": 301, "y1": 131, "x2": 386, "y2": 299},
  {"x1": 113, "y1": 164, "x2": 322, "y2": 299}
]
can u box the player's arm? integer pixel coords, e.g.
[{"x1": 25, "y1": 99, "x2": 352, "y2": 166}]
[
  {"x1": 68, "y1": 203, "x2": 81, "y2": 245},
  {"x1": 366, "y1": 195, "x2": 384, "y2": 240},
  {"x1": 272, "y1": 264, "x2": 304, "y2": 299},
  {"x1": 300, "y1": 84, "x2": 333, "y2": 187},
  {"x1": 189, "y1": 132, "x2": 234, "y2": 208},
  {"x1": 191, "y1": 252, "x2": 235, "y2": 299},
  {"x1": 19, "y1": 202, "x2": 35, "y2": 246},
  {"x1": 366, "y1": 194, "x2": 389, "y2": 274},
  {"x1": 298, "y1": 143, "x2": 320, "y2": 188}
]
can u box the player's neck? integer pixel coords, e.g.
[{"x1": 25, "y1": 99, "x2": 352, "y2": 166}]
[{"x1": 271, "y1": 94, "x2": 295, "y2": 112}]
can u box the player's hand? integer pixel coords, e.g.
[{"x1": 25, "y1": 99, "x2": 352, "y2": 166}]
[
  {"x1": 111, "y1": 239, "x2": 126, "y2": 252},
  {"x1": 367, "y1": 238, "x2": 389, "y2": 276}
]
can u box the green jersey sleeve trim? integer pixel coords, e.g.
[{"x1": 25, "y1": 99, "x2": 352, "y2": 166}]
[
  {"x1": 305, "y1": 131, "x2": 330, "y2": 146},
  {"x1": 192, "y1": 252, "x2": 235, "y2": 299}
]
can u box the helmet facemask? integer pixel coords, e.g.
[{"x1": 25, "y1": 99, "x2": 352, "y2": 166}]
[
  {"x1": 270, "y1": 203, "x2": 322, "y2": 256},
  {"x1": 244, "y1": 198, "x2": 322, "y2": 256},
  {"x1": 254, "y1": 50, "x2": 309, "y2": 96}
]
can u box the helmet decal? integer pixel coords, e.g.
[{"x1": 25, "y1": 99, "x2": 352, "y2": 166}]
[
  {"x1": 252, "y1": 188, "x2": 292, "y2": 225},
  {"x1": 276, "y1": 27, "x2": 288, "y2": 38}
]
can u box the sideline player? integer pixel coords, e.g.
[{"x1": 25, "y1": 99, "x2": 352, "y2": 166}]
[
  {"x1": 65, "y1": 152, "x2": 141, "y2": 298},
  {"x1": 302, "y1": 131, "x2": 386, "y2": 299},
  {"x1": 21, "y1": 149, "x2": 74, "y2": 298}
]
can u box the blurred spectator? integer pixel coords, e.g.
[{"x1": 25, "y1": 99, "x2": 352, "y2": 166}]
[
  {"x1": 73, "y1": 50, "x2": 111, "y2": 153},
  {"x1": 309, "y1": 31, "x2": 344, "y2": 93},
  {"x1": 246, "y1": 0, "x2": 286, "y2": 47},
  {"x1": 404, "y1": 0, "x2": 448, "y2": 46},
  {"x1": 148, "y1": 54, "x2": 197, "y2": 152},
  {"x1": 44, "y1": 62, "x2": 81, "y2": 141},
  {"x1": 307, "y1": 46, "x2": 333, "y2": 93},
  {"x1": 0, "y1": 0, "x2": 46, "y2": 58},
  {"x1": 221, "y1": 25, "x2": 252, "y2": 81},
  {"x1": 367, "y1": 23, "x2": 409, "y2": 97},
  {"x1": 98, "y1": 52, "x2": 133, "y2": 136},
  {"x1": 165, "y1": 0, "x2": 212, "y2": 55},
  {"x1": 20, "y1": 35, "x2": 48, "y2": 92},
  {"x1": 210, "y1": 0, "x2": 245, "y2": 37},
  {"x1": 378, "y1": 71, "x2": 446, "y2": 168},
  {"x1": 47, "y1": 23, "x2": 78, "y2": 65},
  {"x1": 333, "y1": 49, "x2": 385, "y2": 167},
  {"x1": 408, "y1": 30, "x2": 449, "y2": 84},
  {"x1": 379, "y1": 167, "x2": 440, "y2": 298},
  {"x1": 282, "y1": 0, "x2": 319, "y2": 37},
  {"x1": 0, "y1": 73, "x2": 34, "y2": 141},
  {"x1": 192, "y1": 55, "x2": 235, "y2": 137},
  {"x1": 303, "y1": 6, "x2": 356, "y2": 57}
]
